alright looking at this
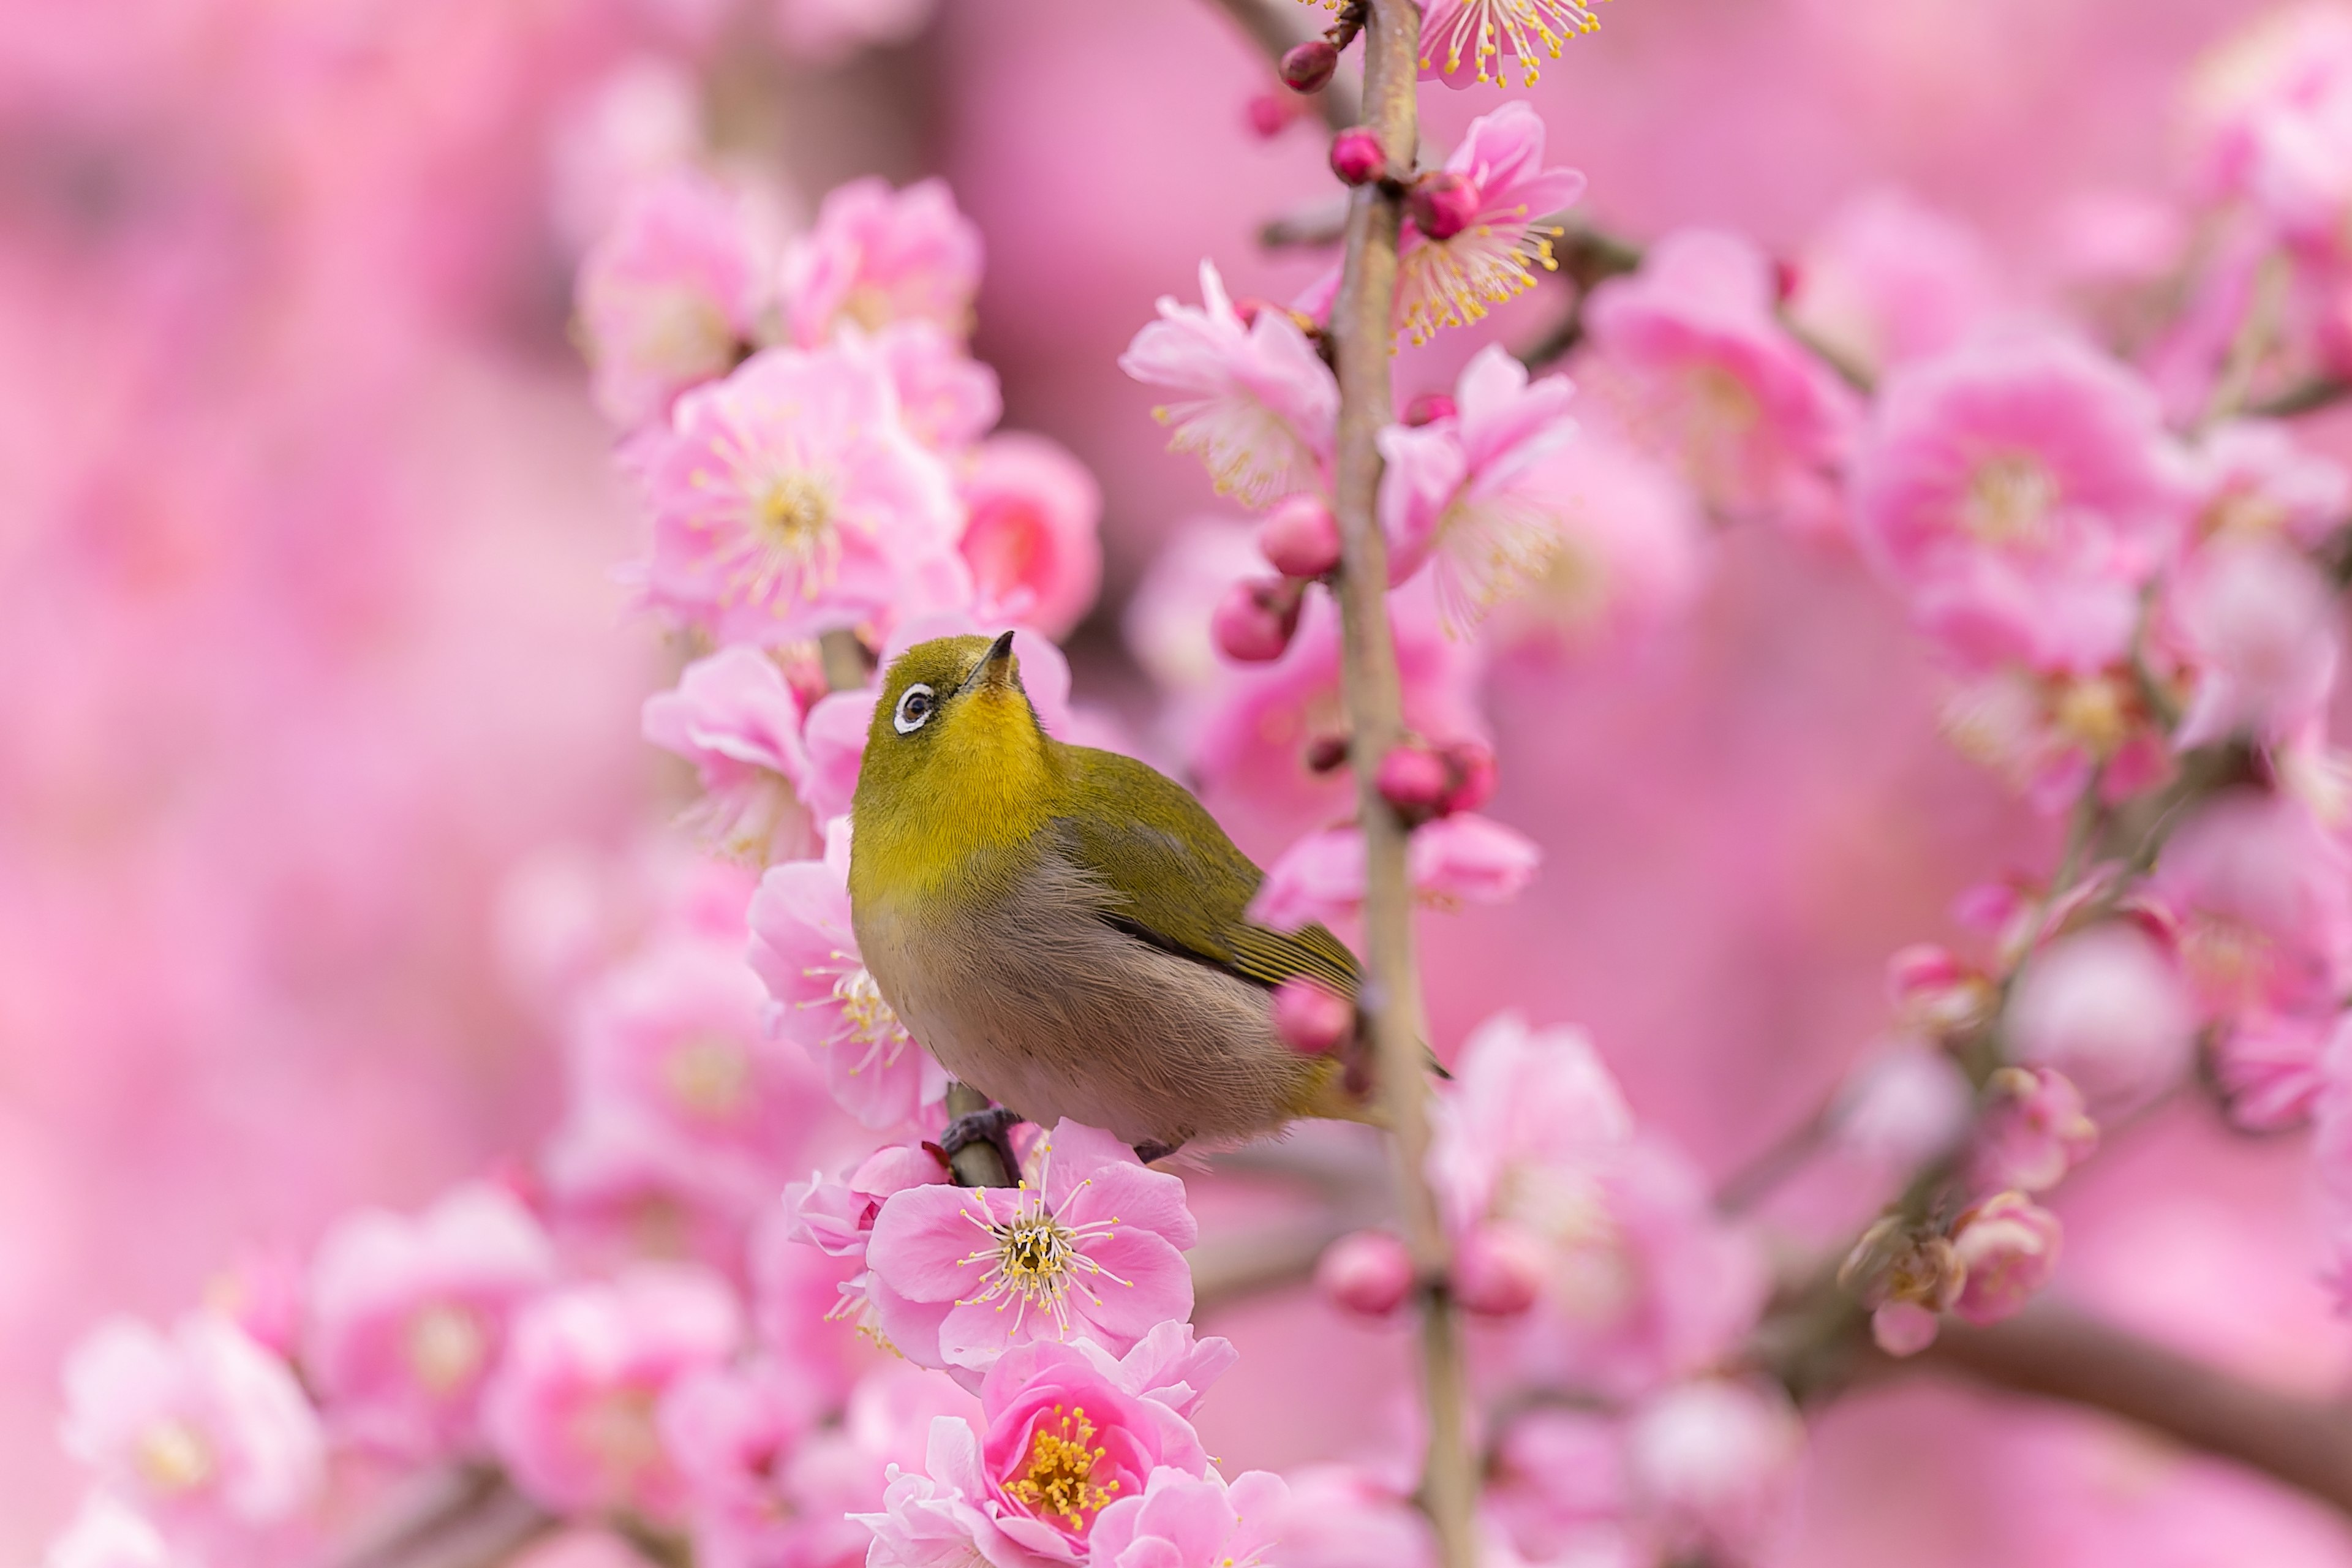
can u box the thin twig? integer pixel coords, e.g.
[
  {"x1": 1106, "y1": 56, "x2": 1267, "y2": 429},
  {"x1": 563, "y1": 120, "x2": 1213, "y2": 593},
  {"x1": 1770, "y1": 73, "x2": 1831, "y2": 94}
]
[
  {"x1": 1322, "y1": 2, "x2": 1475, "y2": 1562},
  {"x1": 2248, "y1": 375, "x2": 2352, "y2": 420},
  {"x1": 1713, "y1": 1102, "x2": 1833, "y2": 1215},
  {"x1": 1201, "y1": 0, "x2": 1363, "y2": 130}
]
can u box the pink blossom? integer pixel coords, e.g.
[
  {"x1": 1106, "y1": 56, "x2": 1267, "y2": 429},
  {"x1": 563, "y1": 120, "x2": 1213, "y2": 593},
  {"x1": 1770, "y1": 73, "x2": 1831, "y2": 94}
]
[
  {"x1": 1623, "y1": 1379, "x2": 1804, "y2": 1561},
  {"x1": 2007, "y1": 924, "x2": 2196, "y2": 1111},
  {"x1": 643, "y1": 344, "x2": 966, "y2": 646},
  {"x1": 749, "y1": 820, "x2": 948, "y2": 1129},
  {"x1": 2188, "y1": 420, "x2": 2352, "y2": 548},
  {"x1": 1870, "y1": 1301, "x2": 1942, "y2": 1359},
  {"x1": 1485, "y1": 1409, "x2": 1628, "y2": 1567},
  {"x1": 1968, "y1": 1066, "x2": 2098, "y2": 1195},
  {"x1": 1787, "y1": 189, "x2": 2001, "y2": 377},
  {"x1": 958, "y1": 434, "x2": 1106, "y2": 638},
  {"x1": 2152, "y1": 790, "x2": 2352, "y2": 1023},
  {"x1": 772, "y1": 0, "x2": 937, "y2": 66},
  {"x1": 1087, "y1": 1468, "x2": 1288, "y2": 1568},
  {"x1": 576, "y1": 170, "x2": 763, "y2": 431},
  {"x1": 1266, "y1": 1466, "x2": 1435, "y2": 1568},
  {"x1": 482, "y1": 1265, "x2": 742, "y2": 1522},
  {"x1": 304, "y1": 1181, "x2": 558, "y2": 1460},
  {"x1": 1937, "y1": 664, "x2": 2172, "y2": 813},
  {"x1": 1417, "y1": 0, "x2": 1602, "y2": 89},
  {"x1": 60, "y1": 1314, "x2": 325, "y2": 1540},
  {"x1": 1376, "y1": 345, "x2": 1580, "y2": 630},
  {"x1": 2188, "y1": 3, "x2": 2352, "y2": 200},
  {"x1": 1830, "y1": 1042, "x2": 1973, "y2": 1169},
  {"x1": 780, "y1": 178, "x2": 984, "y2": 349},
  {"x1": 863, "y1": 321, "x2": 1003, "y2": 454},
  {"x1": 1428, "y1": 1012, "x2": 1634, "y2": 1231},
  {"x1": 864, "y1": 1121, "x2": 1196, "y2": 1376},
  {"x1": 643, "y1": 647, "x2": 821, "y2": 866},
  {"x1": 1948, "y1": 1191, "x2": 2064, "y2": 1325},
  {"x1": 1122, "y1": 519, "x2": 1265, "y2": 696},
  {"x1": 2168, "y1": 532, "x2": 2339, "y2": 749},
  {"x1": 1585, "y1": 228, "x2": 1860, "y2": 529},
  {"x1": 43, "y1": 1494, "x2": 185, "y2": 1568},
  {"x1": 2212, "y1": 1009, "x2": 2337, "y2": 1131},
  {"x1": 1119, "y1": 260, "x2": 1340, "y2": 507},
  {"x1": 1246, "y1": 813, "x2": 1541, "y2": 933},
  {"x1": 1849, "y1": 334, "x2": 2192, "y2": 673},
  {"x1": 1316, "y1": 1231, "x2": 1415, "y2": 1318},
  {"x1": 655, "y1": 1355, "x2": 827, "y2": 1568},
  {"x1": 1393, "y1": 104, "x2": 1588, "y2": 346}
]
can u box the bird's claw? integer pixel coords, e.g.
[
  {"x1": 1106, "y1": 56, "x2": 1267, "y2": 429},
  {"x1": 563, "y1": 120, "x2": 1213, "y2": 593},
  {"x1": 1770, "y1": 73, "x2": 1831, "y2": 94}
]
[{"x1": 940, "y1": 1106, "x2": 1024, "y2": 1184}]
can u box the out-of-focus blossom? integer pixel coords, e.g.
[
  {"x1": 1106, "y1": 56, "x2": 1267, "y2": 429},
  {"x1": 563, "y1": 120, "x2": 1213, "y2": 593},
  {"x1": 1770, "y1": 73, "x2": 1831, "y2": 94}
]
[
  {"x1": 2168, "y1": 532, "x2": 2340, "y2": 750},
  {"x1": 2153, "y1": 789, "x2": 2352, "y2": 1025},
  {"x1": 1830, "y1": 1042, "x2": 1973, "y2": 1168},
  {"x1": 2212, "y1": 1009, "x2": 2340, "y2": 1131},
  {"x1": 2187, "y1": 2, "x2": 2352, "y2": 200},
  {"x1": 483, "y1": 1266, "x2": 741, "y2": 1522},
  {"x1": 1123, "y1": 520, "x2": 1265, "y2": 696},
  {"x1": 306, "y1": 1182, "x2": 558, "y2": 1461},
  {"x1": 1268, "y1": 1466, "x2": 1435, "y2": 1568},
  {"x1": 780, "y1": 178, "x2": 983, "y2": 349},
  {"x1": 749, "y1": 820, "x2": 947, "y2": 1131},
  {"x1": 957, "y1": 434, "x2": 1105, "y2": 638},
  {"x1": 577, "y1": 170, "x2": 764, "y2": 431},
  {"x1": 2007, "y1": 924, "x2": 2196, "y2": 1111},
  {"x1": 1120, "y1": 261, "x2": 1340, "y2": 508},
  {"x1": 1377, "y1": 346, "x2": 1579, "y2": 630},
  {"x1": 864, "y1": 1121, "x2": 1196, "y2": 1378},
  {"x1": 1246, "y1": 813, "x2": 1540, "y2": 932},
  {"x1": 1087, "y1": 1468, "x2": 1287, "y2": 1568},
  {"x1": 2188, "y1": 420, "x2": 2352, "y2": 547},
  {"x1": 643, "y1": 647, "x2": 821, "y2": 867},
  {"x1": 1585, "y1": 230, "x2": 1861, "y2": 528},
  {"x1": 643, "y1": 344, "x2": 967, "y2": 646},
  {"x1": 1839, "y1": 1218, "x2": 1962, "y2": 1357},
  {"x1": 1417, "y1": 0, "x2": 1602, "y2": 89},
  {"x1": 1850, "y1": 334, "x2": 2191, "y2": 673},
  {"x1": 1948, "y1": 1191, "x2": 2064, "y2": 1325},
  {"x1": 1485, "y1": 1409, "x2": 1628, "y2": 1567},
  {"x1": 1393, "y1": 105, "x2": 1588, "y2": 345},
  {"x1": 60, "y1": 1315, "x2": 324, "y2": 1540},
  {"x1": 1623, "y1": 1379, "x2": 1804, "y2": 1561},
  {"x1": 1937, "y1": 663, "x2": 2171, "y2": 813},
  {"x1": 655, "y1": 1355, "x2": 827, "y2": 1568},
  {"x1": 1969, "y1": 1066, "x2": 2099, "y2": 1195},
  {"x1": 774, "y1": 0, "x2": 937, "y2": 65},
  {"x1": 1428, "y1": 1013, "x2": 1632, "y2": 1227},
  {"x1": 864, "y1": 322, "x2": 1003, "y2": 454},
  {"x1": 1787, "y1": 189, "x2": 2002, "y2": 377},
  {"x1": 43, "y1": 1494, "x2": 184, "y2": 1568},
  {"x1": 1316, "y1": 1230, "x2": 1416, "y2": 1318}
]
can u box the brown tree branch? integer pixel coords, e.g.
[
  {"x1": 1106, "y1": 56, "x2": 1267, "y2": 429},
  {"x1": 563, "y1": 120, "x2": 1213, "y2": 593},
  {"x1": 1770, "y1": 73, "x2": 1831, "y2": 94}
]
[{"x1": 2249, "y1": 375, "x2": 2352, "y2": 420}]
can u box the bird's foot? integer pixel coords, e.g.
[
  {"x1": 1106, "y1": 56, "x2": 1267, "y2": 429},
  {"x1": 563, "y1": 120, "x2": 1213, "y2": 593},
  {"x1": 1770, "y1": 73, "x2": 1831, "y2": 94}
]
[
  {"x1": 940, "y1": 1106, "x2": 1025, "y2": 1185},
  {"x1": 1131, "y1": 1139, "x2": 1183, "y2": 1166}
]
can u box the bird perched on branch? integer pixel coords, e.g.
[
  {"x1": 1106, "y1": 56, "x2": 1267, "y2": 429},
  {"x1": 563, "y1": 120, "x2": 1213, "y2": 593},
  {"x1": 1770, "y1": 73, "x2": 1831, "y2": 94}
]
[{"x1": 849, "y1": 630, "x2": 1370, "y2": 1164}]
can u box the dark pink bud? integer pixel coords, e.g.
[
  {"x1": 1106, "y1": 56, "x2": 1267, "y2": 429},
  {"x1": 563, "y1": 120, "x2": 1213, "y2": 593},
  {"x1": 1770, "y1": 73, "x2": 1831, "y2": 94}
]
[
  {"x1": 1304, "y1": 734, "x2": 1351, "y2": 774},
  {"x1": 1259, "y1": 495, "x2": 1344, "y2": 579},
  {"x1": 1438, "y1": 740, "x2": 1496, "y2": 815},
  {"x1": 1377, "y1": 745, "x2": 1450, "y2": 818},
  {"x1": 1280, "y1": 39, "x2": 1340, "y2": 92},
  {"x1": 1329, "y1": 127, "x2": 1387, "y2": 187},
  {"x1": 1212, "y1": 576, "x2": 1306, "y2": 663},
  {"x1": 1317, "y1": 1230, "x2": 1414, "y2": 1318},
  {"x1": 1772, "y1": 257, "x2": 1803, "y2": 304},
  {"x1": 1408, "y1": 172, "x2": 1479, "y2": 241},
  {"x1": 1403, "y1": 391, "x2": 1457, "y2": 427},
  {"x1": 1272, "y1": 977, "x2": 1353, "y2": 1055},
  {"x1": 1452, "y1": 1224, "x2": 1544, "y2": 1316},
  {"x1": 1245, "y1": 92, "x2": 1298, "y2": 140}
]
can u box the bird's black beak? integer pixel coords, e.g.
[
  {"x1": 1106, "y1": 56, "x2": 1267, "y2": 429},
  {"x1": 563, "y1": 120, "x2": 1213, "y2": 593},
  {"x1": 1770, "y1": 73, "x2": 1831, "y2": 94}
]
[{"x1": 960, "y1": 630, "x2": 1020, "y2": 696}]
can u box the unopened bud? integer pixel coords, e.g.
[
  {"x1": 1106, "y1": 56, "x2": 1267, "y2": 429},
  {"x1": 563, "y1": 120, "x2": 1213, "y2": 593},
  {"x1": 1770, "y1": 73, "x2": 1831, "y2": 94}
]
[
  {"x1": 1771, "y1": 257, "x2": 1802, "y2": 304},
  {"x1": 1408, "y1": 172, "x2": 1479, "y2": 241},
  {"x1": 1949, "y1": 1191, "x2": 2062, "y2": 1326},
  {"x1": 1245, "y1": 91, "x2": 1299, "y2": 140},
  {"x1": 1438, "y1": 740, "x2": 1497, "y2": 815},
  {"x1": 1304, "y1": 734, "x2": 1351, "y2": 774},
  {"x1": 1317, "y1": 1229, "x2": 1414, "y2": 1318},
  {"x1": 1403, "y1": 391, "x2": 1458, "y2": 427},
  {"x1": 1378, "y1": 745, "x2": 1450, "y2": 820},
  {"x1": 1329, "y1": 127, "x2": 1387, "y2": 187},
  {"x1": 1272, "y1": 976, "x2": 1353, "y2": 1055},
  {"x1": 1453, "y1": 1224, "x2": 1544, "y2": 1316},
  {"x1": 1212, "y1": 576, "x2": 1306, "y2": 663},
  {"x1": 1260, "y1": 495, "x2": 1344, "y2": 579},
  {"x1": 1280, "y1": 39, "x2": 1340, "y2": 92},
  {"x1": 1871, "y1": 1300, "x2": 1940, "y2": 1358}
]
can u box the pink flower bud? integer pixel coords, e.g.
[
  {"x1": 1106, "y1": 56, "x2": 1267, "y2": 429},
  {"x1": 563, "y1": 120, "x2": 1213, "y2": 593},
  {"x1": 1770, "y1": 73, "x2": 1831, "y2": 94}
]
[
  {"x1": 1377, "y1": 744, "x2": 1450, "y2": 818},
  {"x1": 1329, "y1": 127, "x2": 1387, "y2": 187},
  {"x1": 1452, "y1": 1224, "x2": 1544, "y2": 1317},
  {"x1": 1245, "y1": 92, "x2": 1299, "y2": 140},
  {"x1": 1969, "y1": 1066, "x2": 2097, "y2": 1195},
  {"x1": 1403, "y1": 391, "x2": 1458, "y2": 427},
  {"x1": 1304, "y1": 733, "x2": 1351, "y2": 774},
  {"x1": 1884, "y1": 943, "x2": 1992, "y2": 1036},
  {"x1": 1317, "y1": 1230, "x2": 1414, "y2": 1318},
  {"x1": 1439, "y1": 741, "x2": 1498, "y2": 815},
  {"x1": 1272, "y1": 977, "x2": 1352, "y2": 1055},
  {"x1": 1259, "y1": 495, "x2": 1344, "y2": 579},
  {"x1": 1408, "y1": 172, "x2": 1479, "y2": 241},
  {"x1": 1280, "y1": 39, "x2": 1340, "y2": 92},
  {"x1": 1871, "y1": 1300, "x2": 1940, "y2": 1358},
  {"x1": 1212, "y1": 576, "x2": 1306, "y2": 663},
  {"x1": 1949, "y1": 1192, "x2": 2062, "y2": 1325}
]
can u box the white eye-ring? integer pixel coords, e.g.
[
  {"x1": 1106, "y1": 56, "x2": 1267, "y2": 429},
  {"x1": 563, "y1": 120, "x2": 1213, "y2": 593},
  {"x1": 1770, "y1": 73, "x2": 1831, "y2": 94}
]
[{"x1": 892, "y1": 683, "x2": 936, "y2": 734}]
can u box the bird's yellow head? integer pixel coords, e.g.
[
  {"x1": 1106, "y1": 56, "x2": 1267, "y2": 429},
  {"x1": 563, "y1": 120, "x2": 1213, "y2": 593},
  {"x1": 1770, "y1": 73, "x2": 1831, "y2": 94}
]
[{"x1": 850, "y1": 631, "x2": 1060, "y2": 894}]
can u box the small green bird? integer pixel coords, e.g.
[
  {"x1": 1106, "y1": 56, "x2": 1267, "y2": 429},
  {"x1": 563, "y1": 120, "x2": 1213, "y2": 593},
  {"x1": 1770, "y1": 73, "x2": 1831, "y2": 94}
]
[{"x1": 848, "y1": 630, "x2": 1370, "y2": 1160}]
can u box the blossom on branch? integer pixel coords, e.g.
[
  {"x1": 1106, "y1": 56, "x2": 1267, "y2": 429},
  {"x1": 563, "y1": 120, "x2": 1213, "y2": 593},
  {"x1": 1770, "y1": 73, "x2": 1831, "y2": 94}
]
[
  {"x1": 1393, "y1": 103, "x2": 1588, "y2": 345},
  {"x1": 780, "y1": 176, "x2": 984, "y2": 349}
]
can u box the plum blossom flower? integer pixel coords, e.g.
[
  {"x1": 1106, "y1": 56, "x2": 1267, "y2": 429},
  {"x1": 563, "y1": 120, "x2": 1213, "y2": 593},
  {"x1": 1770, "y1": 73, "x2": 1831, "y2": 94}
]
[
  {"x1": 43, "y1": 1494, "x2": 186, "y2": 1568},
  {"x1": 1120, "y1": 260, "x2": 1340, "y2": 507},
  {"x1": 482, "y1": 1265, "x2": 741, "y2": 1521},
  {"x1": 643, "y1": 344, "x2": 965, "y2": 646},
  {"x1": 1937, "y1": 662, "x2": 2172, "y2": 813},
  {"x1": 1948, "y1": 1191, "x2": 2063, "y2": 1325},
  {"x1": 1417, "y1": 0, "x2": 1604, "y2": 89},
  {"x1": 2187, "y1": 420, "x2": 2352, "y2": 547},
  {"x1": 60, "y1": 1314, "x2": 325, "y2": 1541},
  {"x1": 1376, "y1": 345, "x2": 1580, "y2": 631},
  {"x1": 864, "y1": 1121, "x2": 1197, "y2": 1378},
  {"x1": 780, "y1": 177, "x2": 983, "y2": 349},
  {"x1": 1839, "y1": 1218, "x2": 1962, "y2": 1357},
  {"x1": 1623, "y1": 1379, "x2": 1804, "y2": 1562},
  {"x1": 1585, "y1": 230, "x2": 1861, "y2": 527},
  {"x1": 576, "y1": 170, "x2": 764, "y2": 431},
  {"x1": 862, "y1": 320, "x2": 1003, "y2": 453},
  {"x1": 2211, "y1": 1009, "x2": 2339, "y2": 1131},
  {"x1": 749, "y1": 820, "x2": 948, "y2": 1129},
  {"x1": 2152, "y1": 790, "x2": 2352, "y2": 1025},
  {"x1": 1393, "y1": 104, "x2": 1588, "y2": 345},
  {"x1": 655, "y1": 1354, "x2": 830, "y2": 1568},
  {"x1": 1786, "y1": 189, "x2": 2001, "y2": 378},
  {"x1": 959, "y1": 433, "x2": 1106, "y2": 638},
  {"x1": 643, "y1": 647, "x2": 821, "y2": 866},
  {"x1": 1428, "y1": 1014, "x2": 1632, "y2": 1229},
  {"x1": 1246, "y1": 813, "x2": 1541, "y2": 932},
  {"x1": 2168, "y1": 532, "x2": 2340, "y2": 749},
  {"x1": 1968, "y1": 1066, "x2": 2099, "y2": 1195},
  {"x1": 1087, "y1": 1468, "x2": 1289, "y2": 1568},
  {"x1": 1849, "y1": 334, "x2": 2193, "y2": 674},
  {"x1": 304, "y1": 1182, "x2": 559, "y2": 1460},
  {"x1": 2007, "y1": 924, "x2": 2196, "y2": 1112}
]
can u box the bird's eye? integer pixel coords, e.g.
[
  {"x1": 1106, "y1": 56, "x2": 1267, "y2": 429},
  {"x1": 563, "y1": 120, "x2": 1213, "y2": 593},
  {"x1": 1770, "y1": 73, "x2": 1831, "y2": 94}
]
[{"x1": 892, "y1": 683, "x2": 935, "y2": 734}]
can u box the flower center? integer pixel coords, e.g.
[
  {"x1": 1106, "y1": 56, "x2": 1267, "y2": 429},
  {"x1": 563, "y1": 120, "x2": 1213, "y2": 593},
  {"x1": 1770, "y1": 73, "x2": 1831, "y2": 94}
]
[
  {"x1": 573, "y1": 1385, "x2": 663, "y2": 1483},
  {"x1": 406, "y1": 1301, "x2": 490, "y2": 1395},
  {"x1": 634, "y1": 287, "x2": 734, "y2": 378},
  {"x1": 134, "y1": 1418, "x2": 215, "y2": 1494},
  {"x1": 1963, "y1": 454, "x2": 2059, "y2": 545},
  {"x1": 663, "y1": 1031, "x2": 754, "y2": 1120},
  {"x1": 1007, "y1": 1404, "x2": 1119, "y2": 1531},
  {"x1": 2050, "y1": 673, "x2": 2130, "y2": 758},
  {"x1": 954, "y1": 1144, "x2": 1130, "y2": 1336},
  {"x1": 753, "y1": 471, "x2": 835, "y2": 555}
]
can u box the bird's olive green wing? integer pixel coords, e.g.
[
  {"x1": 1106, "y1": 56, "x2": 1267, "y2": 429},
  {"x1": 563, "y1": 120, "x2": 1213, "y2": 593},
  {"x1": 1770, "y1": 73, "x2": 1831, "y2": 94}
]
[{"x1": 1051, "y1": 745, "x2": 1359, "y2": 995}]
